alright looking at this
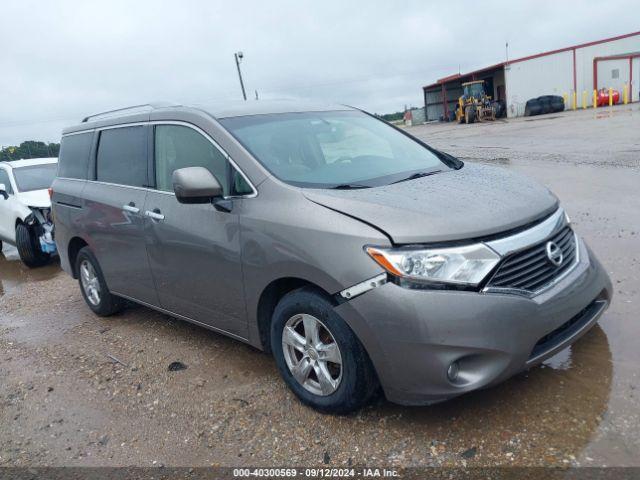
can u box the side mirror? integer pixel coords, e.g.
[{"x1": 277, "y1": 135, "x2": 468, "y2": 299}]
[
  {"x1": 172, "y1": 167, "x2": 223, "y2": 204},
  {"x1": 0, "y1": 183, "x2": 8, "y2": 200}
]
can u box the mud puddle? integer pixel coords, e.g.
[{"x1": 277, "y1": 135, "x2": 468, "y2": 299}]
[{"x1": 0, "y1": 245, "x2": 60, "y2": 298}]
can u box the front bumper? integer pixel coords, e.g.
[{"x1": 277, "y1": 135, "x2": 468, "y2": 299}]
[
  {"x1": 335, "y1": 237, "x2": 612, "y2": 405},
  {"x1": 25, "y1": 208, "x2": 57, "y2": 255}
]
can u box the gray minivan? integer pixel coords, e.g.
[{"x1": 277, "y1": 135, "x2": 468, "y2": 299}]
[{"x1": 52, "y1": 101, "x2": 612, "y2": 413}]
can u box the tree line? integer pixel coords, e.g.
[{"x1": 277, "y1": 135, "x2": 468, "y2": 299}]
[
  {"x1": 0, "y1": 141, "x2": 60, "y2": 162},
  {"x1": 376, "y1": 111, "x2": 404, "y2": 122}
]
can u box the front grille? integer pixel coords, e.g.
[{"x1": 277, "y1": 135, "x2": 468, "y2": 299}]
[{"x1": 486, "y1": 226, "x2": 577, "y2": 293}]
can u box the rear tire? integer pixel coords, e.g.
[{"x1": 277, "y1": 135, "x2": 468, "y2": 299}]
[
  {"x1": 76, "y1": 247, "x2": 124, "y2": 316},
  {"x1": 15, "y1": 223, "x2": 49, "y2": 268},
  {"x1": 270, "y1": 287, "x2": 378, "y2": 414}
]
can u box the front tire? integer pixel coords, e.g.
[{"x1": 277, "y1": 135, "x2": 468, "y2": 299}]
[
  {"x1": 270, "y1": 287, "x2": 378, "y2": 414},
  {"x1": 76, "y1": 247, "x2": 124, "y2": 316},
  {"x1": 465, "y1": 106, "x2": 476, "y2": 124},
  {"x1": 15, "y1": 223, "x2": 49, "y2": 268}
]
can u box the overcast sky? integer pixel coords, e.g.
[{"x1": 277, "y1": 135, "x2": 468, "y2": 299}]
[{"x1": 1, "y1": 0, "x2": 638, "y2": 146}]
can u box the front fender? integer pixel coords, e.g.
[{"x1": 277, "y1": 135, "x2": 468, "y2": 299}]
[
  {"x1": 236, "y1": 181, "x2": 390, "y2": 349},
  {"x1": 15, "y1": 203, "x2": 32, "y2": 225}
]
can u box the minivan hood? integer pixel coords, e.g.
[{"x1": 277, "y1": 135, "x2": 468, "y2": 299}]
[
  {"x1": 16, "y1": 189, "x2": 51, "y2": 209},
  {"x1": 303, "y1": 163, "x2": 558, "y2": 244}
]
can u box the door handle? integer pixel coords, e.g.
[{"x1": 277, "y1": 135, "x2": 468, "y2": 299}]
[
  {"x1": 145, "y1": 209, "x2": 165, "y2": 221},
  {"x1": 122, "y1": 203, "x2": 140, "y2": 214}
]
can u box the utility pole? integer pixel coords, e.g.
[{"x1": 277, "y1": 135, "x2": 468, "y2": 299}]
[
  {"x1": 234, "y1": 51, "x2": 247, "y2": 101},
  {"x1": 505, "y1": 41, "x2": 509, "y2": 62}
]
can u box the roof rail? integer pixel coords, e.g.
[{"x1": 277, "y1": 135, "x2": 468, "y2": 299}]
[{"x1": 81, "y1": 102, "x2": 179, "y2": 123}]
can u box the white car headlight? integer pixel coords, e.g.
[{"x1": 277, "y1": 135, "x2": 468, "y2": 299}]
[{"x1": 365, "y1": 243, "x2": 500, "y2": 286}]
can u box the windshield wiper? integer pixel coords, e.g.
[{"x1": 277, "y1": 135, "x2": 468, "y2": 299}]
[
  {"x1": 331, "y1": 183, "x2": 371, "y2": 190},
  {"x1": 391, "y1": 170, "x2": 442, "y2": 185}
]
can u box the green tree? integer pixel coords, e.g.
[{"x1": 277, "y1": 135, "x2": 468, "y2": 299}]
[
  {"x1": 376, "y1": 111, "x2": 404, "y2": 122},
  {"x1": 0, "y1": 141, "x2": 60, "y2": 161}
]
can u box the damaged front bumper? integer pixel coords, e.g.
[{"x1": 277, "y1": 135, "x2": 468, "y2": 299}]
[{"x1": 24, "y1": 207, "x2": 57, "y2": 255}]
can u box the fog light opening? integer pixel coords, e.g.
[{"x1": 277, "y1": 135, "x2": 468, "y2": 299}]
[{"x1": 447, "y1": 361, "x2": 460, "y2": 382}]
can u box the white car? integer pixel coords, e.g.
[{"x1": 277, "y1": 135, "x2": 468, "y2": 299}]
[{"x1": 0, "y1": 158, "x2": 58, "y2": 267}]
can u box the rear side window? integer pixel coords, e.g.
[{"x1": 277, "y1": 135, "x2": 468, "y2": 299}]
[
  {"x1": 96, "y1": 126, "x2": 147, "y2": 187},
  {"x1": 58, "y1": 133, "x2": 92, "y2": 179}
]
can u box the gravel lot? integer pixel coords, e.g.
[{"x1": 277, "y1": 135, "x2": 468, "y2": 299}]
[{"x1": 1, "y1": 104, "x2": 639, "y2": 469}]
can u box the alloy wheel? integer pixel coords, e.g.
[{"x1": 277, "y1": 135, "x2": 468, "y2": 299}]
[
  {"x1": 281, "y1": 313, "x2": 343, "y2": 396},
  {"x1": 80, "y1": 260, "x2": 101, "y2": 306}
]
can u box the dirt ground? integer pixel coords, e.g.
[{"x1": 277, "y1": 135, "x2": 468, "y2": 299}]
[{"x1": 1, "y1": 105, "x2": 639, "y2": 468}]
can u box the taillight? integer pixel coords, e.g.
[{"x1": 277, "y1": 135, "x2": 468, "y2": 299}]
[{"x1": 48, "y1": 187, "x2": 53, "y2": 199}]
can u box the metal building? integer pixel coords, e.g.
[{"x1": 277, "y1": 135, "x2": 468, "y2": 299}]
[{"x1": 423, "y1": 31, "x2": 640, "y2": 120}]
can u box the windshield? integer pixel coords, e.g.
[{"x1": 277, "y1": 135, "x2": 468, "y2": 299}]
[
  {"x1": 220, "y1": 110, "x2": 448, "y2": 188},
  {"x1": 13, "y1": 163, "x2": 57, "y2": 192},
  {"x1": 464, "y1": 83, "x2": 485, "y2": 98}
]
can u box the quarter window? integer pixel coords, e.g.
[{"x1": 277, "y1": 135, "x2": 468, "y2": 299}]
[
  {"x1": 232, "y1": 170, "x2": 253, "y2": 195},
  {"x1": 154, "y1": 125, "x2": 231, "y2": 195},
  {"x1": 96, "y1": 126, "x2": 148, "y2": 187},
  {"x1": 58, "y1": 132, "x2": 93, "y2": 179}
]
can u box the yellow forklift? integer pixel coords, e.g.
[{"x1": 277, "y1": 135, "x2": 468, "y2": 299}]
[{"x1": 455, "y1": 80, "x2": 496, "y2": 124}]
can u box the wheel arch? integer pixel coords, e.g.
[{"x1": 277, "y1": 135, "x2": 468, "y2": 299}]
[
  {"x1": 67, "y1": 237, "x2": 89, "y2": 278},
  {"x1": 256, "y1": 277, "x2": 337, "y2": 353}
]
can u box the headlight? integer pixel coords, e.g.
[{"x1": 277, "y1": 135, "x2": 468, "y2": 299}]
[{"x1": 365, "y1": 243, "x2": 500, "y2": 286}]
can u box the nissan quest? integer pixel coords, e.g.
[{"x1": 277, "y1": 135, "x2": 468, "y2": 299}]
[{"x1": 51, "y1": 101, "x2": 612, "y2": 413}]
